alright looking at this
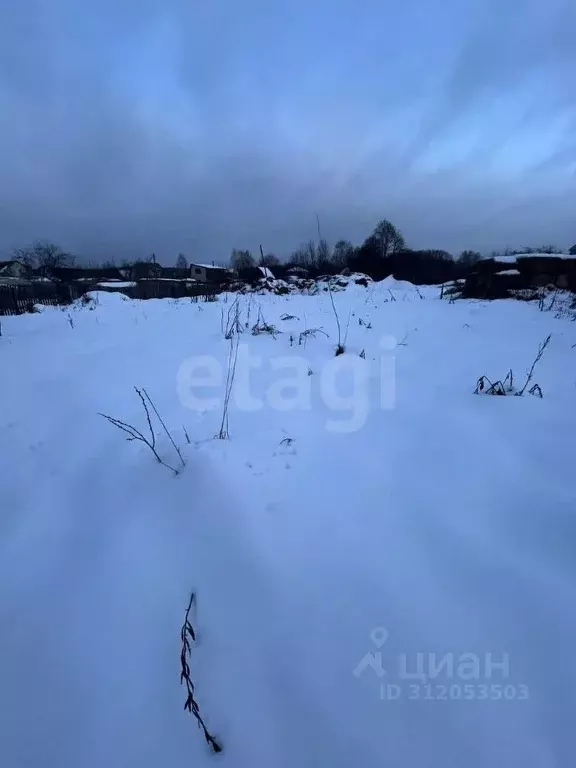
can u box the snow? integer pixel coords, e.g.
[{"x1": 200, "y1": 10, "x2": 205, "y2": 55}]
[
  {"x1": 516, "y1": 252, "x2": 573, "y2": 260},
  {"x1": 258, "y1": 266, "x2": 275, "y2": 279},
  {"x1": 1, "y1": 282, "x2": 576, "y2": 766},
  {"x1": 489, "y1": 253, "x2": 573, "y2": 264},
  {"x1": 191, "y1": 263, "x2": 229, "y2": 271},
  {"x1": 496, "y1": 269, "x2": 521, "y2": 276},
  {"x1": 96, "y1": 281, "x2": 137, "y2": 288},
  {"x1": 137, "y1": 277, "x2": 198, "y2": 282}
]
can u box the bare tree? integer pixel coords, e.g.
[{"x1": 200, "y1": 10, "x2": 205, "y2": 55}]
[
  {"x1": 176, "y1": 253, "x2": 188, "y2": 269},
  {"x1": 316, "y1": 238, "x2": 332, "y2": 269},
  {"x1": 371, "y1": 219, "x2": 405, "y2": 257},
  {"x1": 230, "y1": 249, "x2": 255, "y2": 271},
  {"x1": 290, "y1": 245, "x2": 309, "y2": 267},
  {"x1": 458, "y1": 250, "x2": 482, "y2": 266},
  {"x1": 333, "y1": 240, "x2": 355, "y2": 269},
  {"x1": 261, "y1": 253, "x2": 280, "y2": 267},
  {"x1": 15, "y1": 241, "x2": 75, "y2": 269},
  {"x1": 305, "y1": 240, "x2": 318, "y2": 266}
]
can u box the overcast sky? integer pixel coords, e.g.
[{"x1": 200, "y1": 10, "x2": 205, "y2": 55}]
[{"x1": 1, "y1": 0, "x2": 575, "y2": 264}]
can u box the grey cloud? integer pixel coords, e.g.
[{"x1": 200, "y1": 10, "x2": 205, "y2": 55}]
[{"x1": 0, "y1": 0, "x2": 575, "y2": 263}]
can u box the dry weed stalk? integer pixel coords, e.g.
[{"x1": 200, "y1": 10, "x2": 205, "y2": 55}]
[
  {"x1": 327, "y1": 282, "x2": 345, "y2": 355},
  {"x1": 216, "y1": 332, "x2": 240, "y2": 439},
  {"x1": 99, "y1": 387, "x2": 185, "y2": 474},
  {"x1": 517, "y1": 334, "x2": 551, "y2": 395},
  {"x1": 474, "y1": 335, "x2": 551, "y2": 398},
  {"x1": 251, "y1": 308, "x2": 278, "y2": 337},
  {"x1": 180, "y1": 592, "x2": 222, "y2": 754},
  {"x1": 221, "y1": 297, "x2": 242, "y2": 339}
]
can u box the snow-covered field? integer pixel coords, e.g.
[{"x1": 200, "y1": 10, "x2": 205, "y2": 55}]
[{"x1": 1, "y1": 279, "x2": 576, "y2": 767}]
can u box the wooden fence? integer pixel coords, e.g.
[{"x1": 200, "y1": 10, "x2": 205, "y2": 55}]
[
  {"x1": 0, "y1": 281, "x2": 222, "y2": 315},
  {"x1": 0, "y1": 283, "x2": 84, "y2": 315}
]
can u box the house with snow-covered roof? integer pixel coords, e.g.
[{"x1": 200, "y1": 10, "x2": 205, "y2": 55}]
[{"x1": 189, "y1": 262, "x2": 232, "y2": 283}]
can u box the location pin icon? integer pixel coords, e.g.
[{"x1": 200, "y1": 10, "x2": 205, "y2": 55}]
[{"x1": 370, "y1": 627, "x2": 388, "y2": 648}]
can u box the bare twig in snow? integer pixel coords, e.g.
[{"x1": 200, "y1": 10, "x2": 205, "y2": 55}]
[
  {"x1": 142, "y1": 388, "x2": 185, "y2": 469},
  {"x1": 529, "y1": 383, "x2": 543, "y2": 398},
  {"x1": 251, "y1": 307, "x2": 278, "y2": 337},
  {"x1": 221, "y1": 297, "x2": 242, "y2": 339},
  {"x1": 475, "y1": 336, "x2": 551, "y2": 398},
  {"x1": 180, "y1": 592, "x2": 222, "y2": 754},
  {"x1": 99, "y1": 387, "x2": 183, "y2": 474},
  {"x1": 327, "y1": 282, "x2": 344, "y2": 355},
  {"x1": 547, "y1": 290, "x2": 560, "y2": 312},
  {"x1": 517, "y1": 334, "x2": 552, "y2": 396},
  {"x1": 474, "y1": 376, "x2": 506, "y2": 396},
  {"x1": 298, "y1": 327, "x2": 328, "y2": 347},
  {"x1": 216, "y1": 332, "x2": 240, "y2": 439},
  {"x1": 343, "y1": 310, "x2": 352, "y2": 347}
]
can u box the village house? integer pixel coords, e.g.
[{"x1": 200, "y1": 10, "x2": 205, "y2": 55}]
[
  {"x1": 0, "y1": 260, "x2": 33, "y2": 284},
  {"x1": 464, "y1": 253, "x2": 576, "y2": 298}
]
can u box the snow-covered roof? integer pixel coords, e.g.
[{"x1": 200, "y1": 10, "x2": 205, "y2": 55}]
[
  {"x1": 491, "y1": 256, "x2": 518, "y2": 264},
  {"x1": 258, "y1": 266, "x2": 275, "y2": 279},
  {"x1": 489, "y1": 253, "x2": 573, "y2": 264},
  {"x1": 137, "y1": 277, "x2": 198, "y2": 283},
  {"x1": 96, "y1": 281, "x2": 137, "y2": 288},
  {"x1": 190, "y1": 262, "x2": 229, "y2": 271},
  {"x1": 516, "y1": 253, "x2": 573, "y2": 260}
]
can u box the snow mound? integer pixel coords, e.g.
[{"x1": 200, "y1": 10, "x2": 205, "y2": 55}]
[
  {"x1": 82, "y1": 290, "x2": 133, "y2": 306},
  {"x1": 228, "y1": 272, "x2": 373, "y2": 296},
  {"x1": 320, "y1": 273, "x2": 374, "y2": 290},
  {"x1": 378, "y1": 276, "x2": 418, "y2": 292}
]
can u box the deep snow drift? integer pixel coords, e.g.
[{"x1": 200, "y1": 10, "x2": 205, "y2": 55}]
[{"x1": 1, "y1": 280, "x2": 576, "y2": 767}]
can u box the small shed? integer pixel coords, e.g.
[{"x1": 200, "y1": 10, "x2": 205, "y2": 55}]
[
  {"x1": 190, "y1": 262, "x2": 231, "y2": 283},
  {"x1": 463, "y1": 258, "x2": 528, "y2": 298},
  {"x1": 515, "y1": 254, "x2": 576, "y2": 289}
]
